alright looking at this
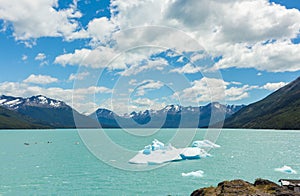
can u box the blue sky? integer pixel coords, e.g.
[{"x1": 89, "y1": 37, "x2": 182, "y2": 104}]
[{"x1": 0, "y1": 0, "x2": 300, "y2": 115}]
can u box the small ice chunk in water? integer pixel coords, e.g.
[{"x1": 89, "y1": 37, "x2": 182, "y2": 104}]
[
  {"x1": 192, "y1": 140, "x2": 220, "y2": 148},
  {"x1": 181, "y1": 170, "x2": 204, "y2": 177},
  {"x1": 275, "y1": 165, "x2": 297, "y2": 174}
]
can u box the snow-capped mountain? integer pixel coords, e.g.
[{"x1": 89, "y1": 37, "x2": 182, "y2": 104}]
[
  {"x1": 92, "y1": 103, "x2": 245, "y2": 128},
  {"x1": 0, "y1": 95, "x2": 95, "y2": 128},
  {"x1": 89, "y1": 108, "x2": 120, "y2": 128},
  {"x1": 0, "y1": 94, "x2": 244, "y2": 129},
  {"x1": 163, "y1": 104, "x2": 182, "y2": 112},
  {"x1": 0, "y1": 95, "x2": 66, "y2": 110},
  {"x1": 129, "y1": 110, "x2": 151, "y2": 125},
  {"x1": 128, "y1": 103, "x2": 243, "y2": 120}
]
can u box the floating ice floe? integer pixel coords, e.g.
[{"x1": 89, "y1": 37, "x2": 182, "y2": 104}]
[
  {"x1": 275, "y1": 165, "x2": 297, "y2": 174},
  {"x1": 192, "y1": 140, "x2": 220, "y2": 148},
  {"x1": 181, "y1": 170, "x2": 204, "y2": 178},
  {"x1": 180, "y1": 147, "x2": 210, "y2": 160},
  {"x1": 129, "y1": 139, "x2": 218, "y2": 165}
]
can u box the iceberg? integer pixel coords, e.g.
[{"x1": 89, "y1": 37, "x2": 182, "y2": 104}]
[
  {"x1": 275, "y1": 165, "x2": 297, "y2": 174},
  {"x1": 129, "y1": 139, "x2": 215, "y2": 165},
  {"x1": 129, "y1": 148, "x2": 182, "y2": 165},
  {"x1": 180, "y1": 147, "x2": 210, "y2": 160},
  {"x1": 181, "y1": 170, "x2": 204, "y2": 177},
  {"x1": 192, "y1": 140, "x2": 220, "y2": 148}
]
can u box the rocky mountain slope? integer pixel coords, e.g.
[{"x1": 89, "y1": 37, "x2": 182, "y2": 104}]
[
  {"x1": 0, "y1": 106, "x2": 48, "y2": 129},
  {"x1": 224, "y1": 77, "x2": 300, "y2": 129},
  {"x1": 0, "y1": 95, "x2": 96, "y2": 128}
]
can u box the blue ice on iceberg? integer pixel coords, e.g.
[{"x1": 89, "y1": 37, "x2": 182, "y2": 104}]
[
  {"x1": 180, "y1": 147, "x2": 210, "y2": 160},
  {"x1": 143, "y1": 139, "x2": 165, "y2": 154},
  {"x1": 151, "y1": 139, "x2": 164, "y2": 151},
  {"x1": 129, "y1": 139, "x2": 217, "y2": 165},
  {"x1": 143, "y1": 146, "x2": 151, "y2": 155},
  {"x1": 275, "y1": 165, "x2": 297, "y2": 174},
  {"x1": 181, "y1": 170, "x2": 204, "y2": 177}
]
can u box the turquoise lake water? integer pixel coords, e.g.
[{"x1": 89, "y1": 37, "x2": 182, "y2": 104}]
[{"x1": 0, "y1": 129, "x2": 299, "y2": 195}]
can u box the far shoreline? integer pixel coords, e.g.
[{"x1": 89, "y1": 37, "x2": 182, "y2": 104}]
[{"x1": 0, "y1": 127, "x2": 299, "y2": 130}]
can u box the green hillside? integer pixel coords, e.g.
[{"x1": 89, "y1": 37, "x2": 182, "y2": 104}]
[
  {"x1": 224, "y1": 77, "x2": 300, "y2": 129},
  {"x1": 0, "y1": 106, "x2": 47, "y2": 129}
]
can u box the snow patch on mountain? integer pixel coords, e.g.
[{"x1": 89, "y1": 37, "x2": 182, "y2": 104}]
[
  {"x1": 0, "y1": 99, "x2": 7, "y2": 104},
  {"x1": 0, "y1": 95, "x2": 65, "y2": 110}
]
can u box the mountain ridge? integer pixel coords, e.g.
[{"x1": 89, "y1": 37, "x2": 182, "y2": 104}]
[
  {"x1": 0, "y1": 105, "x2": 49, "y2": 129},
  {"x1": 224, "y1": 76, "x2": 300, "y2": 129},
  {"x1": 0, "y1": 95, "x2": 97, "y2": 128},
  {"x1": 3, "y1": 75, "x2": 299, "y2": 130},
  {"x1": 90, "y1": 103, "x2": 245, "y2": 128}
]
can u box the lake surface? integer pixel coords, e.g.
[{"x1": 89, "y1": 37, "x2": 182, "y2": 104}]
[{"x1": 0, "y1": 129, "x2": 299, "y2": 195}]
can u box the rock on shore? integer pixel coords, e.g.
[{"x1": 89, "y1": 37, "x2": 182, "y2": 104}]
[{"x1": 191, "y1": 178, "x2": 300, "y2": 196}]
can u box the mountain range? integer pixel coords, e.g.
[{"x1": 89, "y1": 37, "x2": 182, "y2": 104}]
[
  {"x1": 89, "y1": 103, "x2": 244, "y2": 128},
  {"x1": 0, "y1": 95, "x2": 243, "y2": 129},
  {"x1": 0, "y1": 76, "x2": 299, "y2": 129}
]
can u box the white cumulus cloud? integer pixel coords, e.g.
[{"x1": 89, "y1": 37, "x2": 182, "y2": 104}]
[
  {"x1": 0, "y1": 0, "x2": 82, "y2": 40},
  {"x1": 51, "y1": 0, "x2": 300, "y2": 73},
  {"x1": 54, "y1": 47, "x2": 126, "y2": 70},
  {"x1": 120, "y1": 57, "x2": 168, "y2": 76},
  {"x1": 21, "y1": 55, "x2": 28, "y2": 61},
  {"x1": 175, "y1": 77, "x2": 258, "y2": 104},
  {"x1": 133, "y1": 80, "x2": 165, "y2": 96},
  {"x1": 23, "y1": 74, "x2": 58, "y2": 84},
  {"x1": 171, "y1": 63, "x2": 202, "y2": 74},
  {"x1": 68, "y1": 72, "x2": 90, "y2": 81},
  {"x1": 109, "y1": 0, "x2": 300, "y2": 73},
  {"x1": 262, "y1": 82, "x2": 287, "y2": 91},
  {"x1": 0, "y1": 81, "x2": 112, "y2": 113},
  {"x1": 35, "y1": 53, "x2": 46, "y2": 61},
  {"x1": 212, "y1": 40, "x2": 300, "y2": 72}
]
